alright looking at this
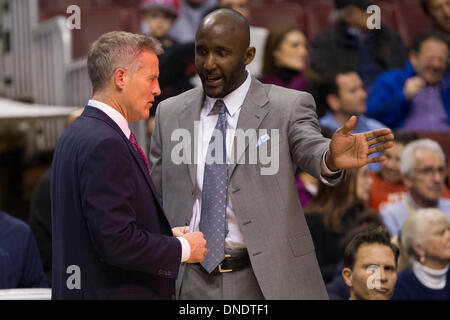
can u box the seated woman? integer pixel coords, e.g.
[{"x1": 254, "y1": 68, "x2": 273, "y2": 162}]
[
  {"x1": 305, "y1": 166, "x2": 380, "y2": 284},
  {"x1": 392, "y1": 208, "x2": 450, "y2": 300},
  {"x1": 261, "y1": 27, "x2": 309, "y2": 91},
  {"x1": 262, "y1": 27, "x2": 320, "y2": 208}
]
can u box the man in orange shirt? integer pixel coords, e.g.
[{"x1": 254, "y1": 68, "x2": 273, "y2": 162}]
[{"x1": 369, "y1": 131, "x2": 416, "y2": 211}]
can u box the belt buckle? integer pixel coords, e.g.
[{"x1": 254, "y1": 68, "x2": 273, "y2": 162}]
[{"x1": 218, "y1": 254, "x2": 232, "y2": 273}]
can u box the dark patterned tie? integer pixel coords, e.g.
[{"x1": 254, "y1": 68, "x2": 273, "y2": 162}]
[
  {"x1": 129, "y1": 132, "x2": 151, "y2": 175},
  {"x1": 200, "y1": 99, "x2": 229, "y2": 273}
]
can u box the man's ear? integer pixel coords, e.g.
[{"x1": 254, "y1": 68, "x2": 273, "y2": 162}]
[
  {"x1": 114, "y1": 68, "x2": 127, "y2": 90},
  {"x1": 326, "y1": 94, "x2": 341, "y2": 112},
  {"x1": 244, "y1": 47, "x2": 256, "y2": 66},
  {"x1": 342, "y1": 267, "x2": 353, "y2": 288}
]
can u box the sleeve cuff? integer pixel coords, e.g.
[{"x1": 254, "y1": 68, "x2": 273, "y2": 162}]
[
  {"x1": 321, "y1": 150, "x2": 342, "y2": 176},
  {"x1": 177, "y1": 237, "x2": 191, "y2": 263},
  {"x1": 319, "y1": 150, "x2": 344, "y2": 186}
]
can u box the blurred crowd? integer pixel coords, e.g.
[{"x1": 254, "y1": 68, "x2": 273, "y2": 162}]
[{"x1": 1, "y1": 0, "x2": 450, "y2": 300}]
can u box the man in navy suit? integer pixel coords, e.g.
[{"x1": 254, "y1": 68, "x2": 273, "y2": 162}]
[{"x1": 51, "y1": 31, "x2": 207, "y2": 300}]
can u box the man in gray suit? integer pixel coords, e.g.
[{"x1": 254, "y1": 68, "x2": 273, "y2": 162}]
[{"x1": 150, "y1": 9, "x2": 394, "y2": 299}]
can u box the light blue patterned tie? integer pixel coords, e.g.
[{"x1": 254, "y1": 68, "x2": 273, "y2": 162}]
[{"x1": 200, "y1": 99, "x2": 229, "y2": 273}]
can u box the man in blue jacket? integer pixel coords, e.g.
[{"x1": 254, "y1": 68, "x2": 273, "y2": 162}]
[
  {"x1": 367, "y1": 31, "x2": 450, "y2": 130},
  {"x1": 0, "y1": 210, "x2": 47, "y2": 289}
]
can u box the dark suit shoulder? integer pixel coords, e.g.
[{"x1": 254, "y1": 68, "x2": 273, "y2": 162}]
[
  {"x1": 55, "y1": 113, "x2": 129, "y2": 175},
  {"x1": 67, "y1": 113, "x2": 126, "y2": 147}
]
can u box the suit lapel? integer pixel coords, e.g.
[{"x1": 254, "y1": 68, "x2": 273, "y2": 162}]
[
  {"x1": 229, "y1": 78, "x2": 270, "y2": 179},
  {"x1": 82, "y1": 106, "x2": 164, "y2": 210},
  {"x1": 177, "y1": 87, "x2": 204, "y2": 189},
  {"x1": 126, "y1": 141, "x2": 164, "y2": 209}
]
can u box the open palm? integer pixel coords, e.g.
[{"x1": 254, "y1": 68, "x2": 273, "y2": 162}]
[{"x1": 329, "y1": 116, "x2": 394, "y2": 170}]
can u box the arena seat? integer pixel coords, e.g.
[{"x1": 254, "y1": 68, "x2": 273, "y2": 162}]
[
  {"x1": 249, "y1": 2, "x2": 306, "y2": 31},
  {"x1": 374, "y1": 0, "x2": 399, "y2": 29},
  {"x1": 302, "y1": 0, "x2": 334, "y2": 41},
  {"x1": 394, "y1": 0, "x2": 433, "y2": 47},
  {"x1": 415, "y1": 131, "x2": 450, "y2": 163},
  {"x1": 71, "y1": 6, "x2": 141, "y2": 59}
]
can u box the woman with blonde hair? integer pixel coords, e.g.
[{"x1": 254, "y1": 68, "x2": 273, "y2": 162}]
[{"x1": 392, "y1": 208, "x2": 450, "y2": 299}]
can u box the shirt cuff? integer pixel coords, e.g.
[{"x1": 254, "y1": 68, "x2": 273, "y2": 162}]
[
  {"x1": 177, "y1": 237, "x2": 191, "y2": 263},
  {"x1": 321, "y1": 150, "x2": 342, "y2": 177}
]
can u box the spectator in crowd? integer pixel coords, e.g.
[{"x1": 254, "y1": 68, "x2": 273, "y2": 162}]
[
  {"x1": 381, "y1": 139, "x2": 450, "y2": 237},
  {"x1": 367, "y1": 31, "x2": 450, "y2": 130},
  {"x1": 169, "y1": 0, "x2": 217, "y2": 44},
  {"x1": 392, "y1": 208, "x2": 450, "y2": 299},
  {"x1": 219, "y1": 0, "x2": 268, "y2": 79},
  {"x1": 341, "y1": 227, "x2": 399, "y2": 300},
  {"x1": 141, "y1": 0, "x2": 196, "y2": 136},
  {"x1": 420, "y1": 0, "x2": 450, "y2": 46},
  {"x1": 310, "y1": 0, "x2": 407, "y2": 89},
  {"x1": 326, "y1": 223, "x2": 384, "y2": 300},
  {"x1": 141, "y1": 0, "x2": 180, "y2": 46},
  {"x1": 319, "y1": 68, "x2": 386, "y2": 171},
  {"x1": 305, "y1": 166, "x2": 379, "y2": 283},
  {"x1": 0, "y1": 210, "x2": 47, "y2": 289},
  {"x1": 262, "y1": 27, "x2": 309, "y2": 92},
  {"x1": 368, "y1": 130, "x2": 418, "y2": 212}
]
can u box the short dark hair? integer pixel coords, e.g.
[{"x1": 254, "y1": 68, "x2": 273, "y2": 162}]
[
  {"x1": 343, "y1": 226, "x2": 400, "y2": 270},
  {"x1": 319, "y1": 67, "x2": 358, "y2": 103},
  {"x1": 411, "y1": 30, "x2": 449, "y2": 54}
]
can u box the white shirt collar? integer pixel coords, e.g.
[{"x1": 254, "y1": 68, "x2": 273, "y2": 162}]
[
  {"x1": 88, "y1": 99, "x2": 131, "y2": 139},
  {"x1": 204, "y1": 71, "x2": 252, "y2": 117}
]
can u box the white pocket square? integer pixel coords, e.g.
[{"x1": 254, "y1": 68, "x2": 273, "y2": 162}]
[{"x1": 256, "y1": 134, "x2": 270, "y2": 147}]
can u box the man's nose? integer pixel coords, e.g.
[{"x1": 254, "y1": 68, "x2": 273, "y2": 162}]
[
  {"x1": 152, "y1": 79, "x2": 161, "y2": 96},
  {"x1": 204, "y1": 54, "x2": 216, "y2": 70},
  {"x1": 379, "y1": 268, "x2": 388, "y2": 282}
]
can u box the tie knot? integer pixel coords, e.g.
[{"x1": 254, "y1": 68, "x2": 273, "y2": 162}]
[{"x1": 214, "y1": 99, "x2": 227, "y2": 115}]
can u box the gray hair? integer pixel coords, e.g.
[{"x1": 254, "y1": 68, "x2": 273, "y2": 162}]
[
  {"x1": 399, "y1": 139, "x2": 446, "y2": 176},
  {"x1": 87, "y1": 31, "x2": 163, "y2": 93},
  {"x1": 401, "y1": 208, "x2": 450, "y2": 262}
]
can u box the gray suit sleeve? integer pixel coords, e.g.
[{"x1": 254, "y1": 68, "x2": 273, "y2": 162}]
[
  {"x1": 149, "y1": 103, "x2": 163, "y2": 194},
  {"x1": 288, "y1": 92, "x2": 343, "y2": 185}
]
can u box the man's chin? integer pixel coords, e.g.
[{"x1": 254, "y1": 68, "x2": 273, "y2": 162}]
[{"x1": 204, "y1": 87, "x2": 224, "y2": 98}]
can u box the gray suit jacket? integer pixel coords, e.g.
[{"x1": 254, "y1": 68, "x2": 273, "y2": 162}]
[{"x1": 150, "y1": 77, "x2": 340, "y2": 299}]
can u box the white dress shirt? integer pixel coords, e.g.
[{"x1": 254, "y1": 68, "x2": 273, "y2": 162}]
[
  {"x1": 188, "y1": 73, "x2": 341, "y2": 249},
  {"x1": 88, "y1": 99, "x2": 190, "y2": 262}
]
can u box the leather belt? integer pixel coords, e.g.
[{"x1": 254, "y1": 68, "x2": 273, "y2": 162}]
[{"x1": 209, "y1": 250, "x2": 251, "y2": 274}]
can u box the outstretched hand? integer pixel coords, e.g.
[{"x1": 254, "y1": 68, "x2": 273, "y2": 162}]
[{"x1": 326, "y1": 116, "x2": 394, "y2": 170}]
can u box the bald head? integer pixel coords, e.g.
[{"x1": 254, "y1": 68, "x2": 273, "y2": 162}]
[
  {"x1": 194, "y1": 8, "x2": 255, "y2": 98},
  {"x1": 197, "y1": 8, "x2": 250, "y2": 48}
]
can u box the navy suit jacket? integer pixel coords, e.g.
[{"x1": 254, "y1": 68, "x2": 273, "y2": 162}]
[{"x1": 51, "y1": 106, "x2": 181, "y2": 299}]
